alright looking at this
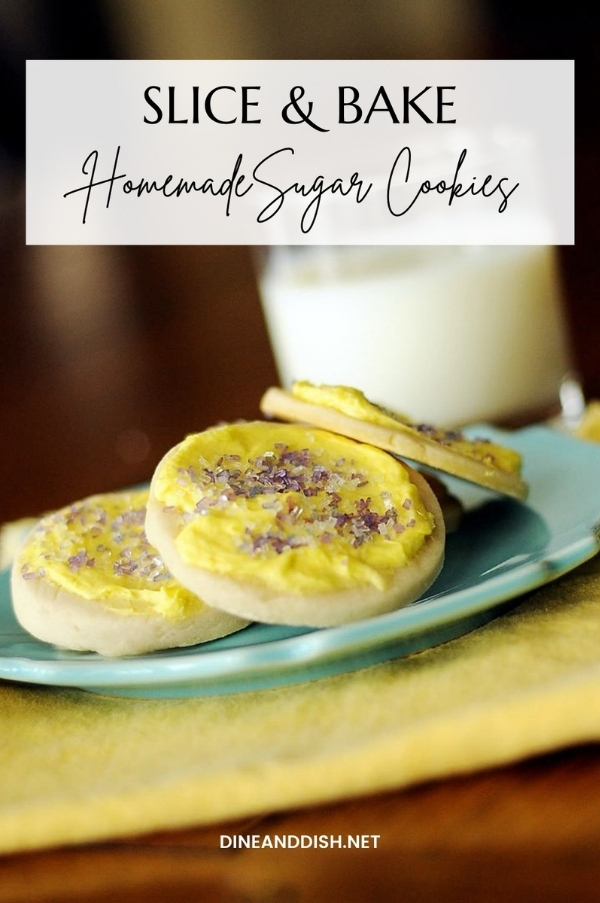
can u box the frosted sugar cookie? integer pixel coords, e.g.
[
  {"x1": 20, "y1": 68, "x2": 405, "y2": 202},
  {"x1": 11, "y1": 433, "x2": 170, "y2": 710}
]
[
  {"x1": 11, "y1": 489, "x2": 249, "y2": 656},
  {"x1": 260, "y1": 382, "x2": 528, "y2": 501},
  {"x1": 145, "y1": 421, "x2": 445, "y2": 627}
]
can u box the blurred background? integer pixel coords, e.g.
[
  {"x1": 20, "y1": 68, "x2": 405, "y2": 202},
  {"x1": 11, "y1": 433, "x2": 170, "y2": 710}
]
[{"x1": 0, "y1": 2, "x2": 596, "y2": 522}]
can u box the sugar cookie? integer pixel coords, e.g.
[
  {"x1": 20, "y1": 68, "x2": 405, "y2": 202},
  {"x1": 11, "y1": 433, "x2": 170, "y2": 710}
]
[
  {"x1": 260, "y1": 382, "x2": 528, "y2": 500},
  {"x1": 145, "y1": 421, "x2": 445, "y2": 627},
  {"x1": 11, "y1": 489, "x2": 249, "y2": 656}
]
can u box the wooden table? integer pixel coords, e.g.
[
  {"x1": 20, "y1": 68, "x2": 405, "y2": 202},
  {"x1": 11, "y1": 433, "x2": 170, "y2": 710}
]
[{"x1": 1, "y1": 173, "x2": 600, "y2": 901}]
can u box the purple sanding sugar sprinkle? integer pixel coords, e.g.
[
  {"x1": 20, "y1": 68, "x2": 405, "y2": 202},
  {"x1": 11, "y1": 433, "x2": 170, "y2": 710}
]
[
  {"x1": 416, "y1": 423, "x2": 466, "y2": 443},
  {"x1": 177, "y1": 442, "x2": 422, "y2": 558},
  {"x1": 414, "y1": 422, "x2": 493, "y2": 447},
  {"x1": 67, "y1": 550, "x2": 95, "y2": 571},
  {"x1": 21, "y1": 564, "x2": 45, "y2": 580},
  {"x1": 243, "y1": 493, "x2": 413, "y2": 556},
  {"x1": 240, "y1": 528, "x2": 310, "y2": 556},
  {"x1": 113, "y1": 559, "x2": 138, "y2": 577},
  {"x1": 112, "y1": 508, "x2": 145, "y2": 529},
  {"x1": 30, "y1": 499, "x2": 173, "y2": 585},
  {"x1": 178, "y1": 444, "x2": 356, "y2": 507}
]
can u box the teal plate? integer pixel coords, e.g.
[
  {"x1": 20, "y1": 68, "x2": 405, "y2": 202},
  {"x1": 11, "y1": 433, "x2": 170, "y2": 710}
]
[{"x1": 1, "y1": 425, "x2": 599, "y2": 698}]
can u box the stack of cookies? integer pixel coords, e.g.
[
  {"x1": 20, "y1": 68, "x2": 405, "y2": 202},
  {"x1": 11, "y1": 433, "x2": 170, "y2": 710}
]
[{"x1": 10, "y1": 382, "x2": 528, "y2": 656}]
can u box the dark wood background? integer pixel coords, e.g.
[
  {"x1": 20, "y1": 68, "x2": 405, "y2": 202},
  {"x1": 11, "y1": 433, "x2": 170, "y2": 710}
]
[{"x1": 1, "y1": 208, "x2": 597, "y2": 526}]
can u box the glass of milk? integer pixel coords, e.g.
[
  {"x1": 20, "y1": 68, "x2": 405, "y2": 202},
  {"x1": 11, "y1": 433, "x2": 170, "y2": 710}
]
[{"x1": 257, "y1": 245, "x2": 576, "y2": 427}]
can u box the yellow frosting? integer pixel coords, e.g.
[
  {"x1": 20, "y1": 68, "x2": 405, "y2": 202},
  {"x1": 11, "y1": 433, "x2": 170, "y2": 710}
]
[
  {"x1": 153, "y1": 422, "x2": 435, "y2": 595},
  {"x1": 292, "y1": 381, "x2": 522, "y2": 475},
  {"x1": 15, "y1": 489, "x2": 203, "y2": 618}
]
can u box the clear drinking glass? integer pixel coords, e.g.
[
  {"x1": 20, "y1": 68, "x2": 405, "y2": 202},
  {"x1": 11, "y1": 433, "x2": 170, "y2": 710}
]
[{"x1": 257, "y1": 245, "x2": 577, "y2": 427}]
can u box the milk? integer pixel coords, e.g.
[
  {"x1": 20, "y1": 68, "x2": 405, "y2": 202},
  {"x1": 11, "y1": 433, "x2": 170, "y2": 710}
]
[{"x1": 258, "y1": 245, "x2": 572, "y2": 426}]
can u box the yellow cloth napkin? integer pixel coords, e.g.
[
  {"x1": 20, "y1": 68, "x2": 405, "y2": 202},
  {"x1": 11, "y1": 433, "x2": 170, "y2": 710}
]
[{"x1": 2, "y1": 551, "x2": 600, "y2": 854}]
